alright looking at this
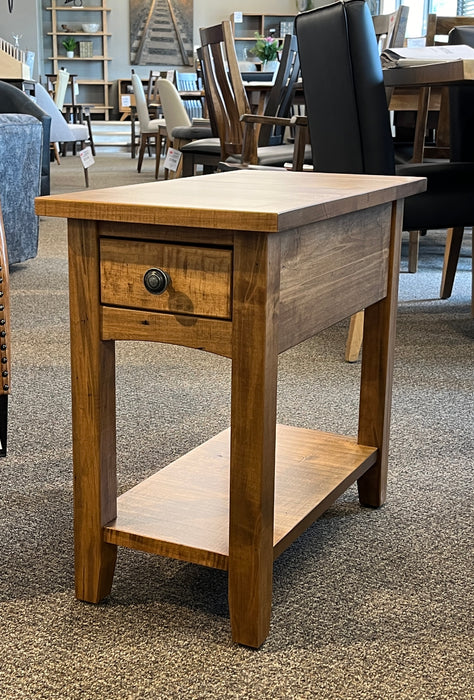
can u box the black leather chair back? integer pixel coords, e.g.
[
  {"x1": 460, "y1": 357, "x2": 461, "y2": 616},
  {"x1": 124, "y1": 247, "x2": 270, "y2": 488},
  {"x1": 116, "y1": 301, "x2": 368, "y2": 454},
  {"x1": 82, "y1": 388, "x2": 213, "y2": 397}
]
[
  {"x1": 295, "y1": 0, "x2": 395, "y2": 175},
  {"x1": 0, "y1": 81, "x2": 51, "y2": 195},
  {"x1": 448, "y1": 26, "x2": 474, "y2": 162}
]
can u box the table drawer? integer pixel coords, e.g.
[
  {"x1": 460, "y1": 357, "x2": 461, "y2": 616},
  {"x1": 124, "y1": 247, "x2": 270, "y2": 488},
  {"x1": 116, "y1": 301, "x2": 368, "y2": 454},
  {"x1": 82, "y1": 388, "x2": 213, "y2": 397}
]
[{"x1": 100, "y1": 238, "x2": 232, "y2": 319}]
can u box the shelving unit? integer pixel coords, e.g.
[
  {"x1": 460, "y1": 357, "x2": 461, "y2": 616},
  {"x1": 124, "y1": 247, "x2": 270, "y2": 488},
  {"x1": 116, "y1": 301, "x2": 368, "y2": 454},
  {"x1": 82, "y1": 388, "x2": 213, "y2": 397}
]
[
  {"x1": 230, "y1": 12, "x2": 296, "y2": 62},
  {"x1": 47, "y1": 0, "x2": 111, "y2": 119}
]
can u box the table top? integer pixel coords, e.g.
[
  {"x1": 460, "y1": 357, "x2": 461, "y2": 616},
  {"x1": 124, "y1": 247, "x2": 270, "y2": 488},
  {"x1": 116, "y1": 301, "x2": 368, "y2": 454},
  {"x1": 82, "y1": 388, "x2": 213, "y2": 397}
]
[
  {"x1": 383, "y1": 57, "x2": 474, "y2": 87},
  {"x1": 35, "y1": 170, "x2": 425, "y2": 233}
]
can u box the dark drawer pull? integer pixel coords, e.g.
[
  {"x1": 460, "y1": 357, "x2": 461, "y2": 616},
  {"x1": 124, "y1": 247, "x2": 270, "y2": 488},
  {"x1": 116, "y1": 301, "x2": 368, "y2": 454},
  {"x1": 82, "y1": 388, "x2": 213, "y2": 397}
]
[{"x1": 143, "y1": 268, "x2": 171, "y2": 295}]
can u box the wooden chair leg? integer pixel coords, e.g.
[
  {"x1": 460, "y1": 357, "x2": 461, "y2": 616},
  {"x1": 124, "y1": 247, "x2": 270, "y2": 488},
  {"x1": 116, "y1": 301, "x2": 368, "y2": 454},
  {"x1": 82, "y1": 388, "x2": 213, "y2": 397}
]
[
  {"x1": 0, "y1": 394, "x2": 7, "y2": 457},
  {"x1": 83, "y1": 112, "x2": 95, "y2": 156},
  {"x1": 137, "y1": 134, "x2": 147, "y2": 172},
  {"x1": 345, "y1": 310, "x2": 364, "y2": 363},
  {"x1": 408, "y1": 230, "x2": 420, "y2": 272},
  {"x1": 440, "y1": 226, "x2": 464, "y2": 299},
  {"x1": 52, "y1": 143, "x2": 61, "y2": 165}
]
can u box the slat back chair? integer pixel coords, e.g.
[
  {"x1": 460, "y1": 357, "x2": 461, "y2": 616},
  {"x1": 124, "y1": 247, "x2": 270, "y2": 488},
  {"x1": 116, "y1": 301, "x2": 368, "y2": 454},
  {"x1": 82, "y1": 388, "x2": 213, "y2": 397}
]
[
  {"x1": 256, "y1": 33, "x2": 300, "y2": 148},
  {"x1": 180, "y1": 24, "x2": 307, "y2": 176},
  {"x1": 373, "y1": 5, "x2": 409, "y2": 51},
  {"x1": 199, "y1": 21, "x2": 251, "y2": 161}
]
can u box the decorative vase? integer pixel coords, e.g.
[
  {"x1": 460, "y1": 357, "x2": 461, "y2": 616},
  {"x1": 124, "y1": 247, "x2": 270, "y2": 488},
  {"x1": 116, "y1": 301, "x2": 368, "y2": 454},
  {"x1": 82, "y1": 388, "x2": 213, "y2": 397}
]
[
  {"x1": 262, "y1": 60, "x2": 279, "y2": 73},
  {"x1": 66, "y1": 50, "x2": 74, "y2": 58}
]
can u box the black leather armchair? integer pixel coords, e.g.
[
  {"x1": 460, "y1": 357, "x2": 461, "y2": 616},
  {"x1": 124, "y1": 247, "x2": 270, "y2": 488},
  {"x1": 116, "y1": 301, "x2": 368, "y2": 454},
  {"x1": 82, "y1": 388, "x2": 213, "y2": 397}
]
[
  {"x1": 0, "y1": 80, "x2": 51, "y2": 196},
  {"x1": 295, "y1": 0, "x2": 474, "y2": 302}
]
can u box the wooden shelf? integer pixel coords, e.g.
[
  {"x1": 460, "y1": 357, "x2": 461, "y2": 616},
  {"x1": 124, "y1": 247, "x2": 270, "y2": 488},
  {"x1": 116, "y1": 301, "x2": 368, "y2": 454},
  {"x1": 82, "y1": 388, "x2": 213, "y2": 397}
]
[
  {"x1": 47, "y1": 0, "x2": 111, "y2": 119},
  {"x1": 231, "y1": 12, "x2": 296, "y2": 62},
  {"x1": 103, "y1": 425, "x2": 377, "y2": 570}
]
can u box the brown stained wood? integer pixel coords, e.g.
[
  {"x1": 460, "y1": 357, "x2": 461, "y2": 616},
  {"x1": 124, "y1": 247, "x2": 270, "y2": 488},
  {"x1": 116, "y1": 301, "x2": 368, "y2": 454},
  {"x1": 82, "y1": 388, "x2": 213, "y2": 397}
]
[
  {"x1": 67, "y1": 219, "x2": 117, "y2": 602},
  {"x1": 98, "y1": 221, "x2": 234, "y2": 247},
  {"x1": 357, "y1": 200, "x2": 404, "y2": 507},
  {"x1": 101, "y1": 306, "x2": 232, "y2": 358},
  {"x1": 228, "y1": 232, "x2": 280, "y2": 647},
  {"x1": 103, "y1": 426, "x2": 377, "y2": 570},
  {"x1": 100, "y1": 238, "x2": 232, "y2": 320},
  {"x1": 278, "y1": 204, "x2": 391, "y2": 353},
  {"x1": 345, "y1": 311, "x2": 364, "y2": 363},
  {"x1": 42, "y1": 168, "x2": 412, "y2": 646},
  {"x1": 383, "y1": 58, "x2": 474, "y2": 89},
  {"x1": 35, "y1": 170, "x2": 426, "y2": 234},
  {"x1": 440, "y1": 227, "x2": 465, "y2": 299},
  {"x1": 388, "y1": 87, "x2": 442, "y2": 112}
]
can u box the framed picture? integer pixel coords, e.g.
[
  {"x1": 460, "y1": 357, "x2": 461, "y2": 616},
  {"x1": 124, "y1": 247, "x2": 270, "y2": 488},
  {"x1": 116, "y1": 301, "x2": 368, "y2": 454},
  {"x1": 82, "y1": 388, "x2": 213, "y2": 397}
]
[{"x1": 129, "y1": 0, "x2": 193, "y2": 66}]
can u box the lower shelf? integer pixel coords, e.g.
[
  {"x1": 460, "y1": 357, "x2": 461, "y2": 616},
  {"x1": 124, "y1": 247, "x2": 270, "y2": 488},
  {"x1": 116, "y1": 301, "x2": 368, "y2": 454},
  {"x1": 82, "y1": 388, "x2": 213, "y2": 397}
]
[{"x1": 103, "y1": 425, "x2": 377, "y2": 570}]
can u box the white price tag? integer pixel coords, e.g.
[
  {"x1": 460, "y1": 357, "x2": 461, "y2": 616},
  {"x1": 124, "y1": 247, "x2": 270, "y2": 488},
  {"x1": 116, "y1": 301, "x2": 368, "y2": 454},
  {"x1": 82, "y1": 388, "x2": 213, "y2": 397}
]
[
  {"x1": 121, "y1": 94, "x2": 131, "y2": 107},
  {"x1": 234, "y1": 12, "x2": 243, "y2": 23},
  {"x1": 79, "y1": 146, "x2": 95, "y2": 169},
  {"x1": 164, "y1": 147, "x2": 182, "y2": 172}
]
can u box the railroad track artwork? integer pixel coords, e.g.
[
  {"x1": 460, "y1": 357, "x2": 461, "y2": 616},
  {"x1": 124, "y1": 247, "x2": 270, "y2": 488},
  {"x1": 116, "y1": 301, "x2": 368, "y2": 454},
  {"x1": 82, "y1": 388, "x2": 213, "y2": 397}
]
[{"x1": 130, "y1": 0, "x2": 193, "y2": 66}]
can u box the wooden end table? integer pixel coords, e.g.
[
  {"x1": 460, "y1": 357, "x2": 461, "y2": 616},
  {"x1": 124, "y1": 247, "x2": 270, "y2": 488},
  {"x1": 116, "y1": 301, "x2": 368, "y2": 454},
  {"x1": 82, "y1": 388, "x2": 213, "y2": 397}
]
[{"x1": 35, "y1": 170, "x2": 425, "y2": 647}]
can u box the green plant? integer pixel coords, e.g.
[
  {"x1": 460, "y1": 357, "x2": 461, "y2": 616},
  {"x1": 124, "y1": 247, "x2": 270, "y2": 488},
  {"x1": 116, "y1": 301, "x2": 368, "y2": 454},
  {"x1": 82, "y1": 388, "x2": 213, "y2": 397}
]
[
  {"x1": 252, "y1": 33, "x2": 280, "y2": 62},
  {"x1": 62, "y1": 37, "x2": 77, "y2": 52}
]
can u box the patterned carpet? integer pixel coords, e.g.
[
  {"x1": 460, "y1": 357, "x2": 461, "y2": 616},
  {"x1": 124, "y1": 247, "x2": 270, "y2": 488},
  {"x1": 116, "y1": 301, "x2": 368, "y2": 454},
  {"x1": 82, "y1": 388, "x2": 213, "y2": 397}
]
[{"x1": 0, "y1": 152, "x2": 472, "y2": 699}]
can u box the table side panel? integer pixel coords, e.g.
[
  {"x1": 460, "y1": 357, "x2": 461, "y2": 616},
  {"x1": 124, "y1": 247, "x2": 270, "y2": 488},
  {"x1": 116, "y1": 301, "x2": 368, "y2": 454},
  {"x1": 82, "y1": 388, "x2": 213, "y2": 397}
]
[
  {"x1": 278, "y1": 204, "x2": 392, "y2": 353},
  {"x1": 103, "y1": 426, "x2": 377, "y2": 570}
]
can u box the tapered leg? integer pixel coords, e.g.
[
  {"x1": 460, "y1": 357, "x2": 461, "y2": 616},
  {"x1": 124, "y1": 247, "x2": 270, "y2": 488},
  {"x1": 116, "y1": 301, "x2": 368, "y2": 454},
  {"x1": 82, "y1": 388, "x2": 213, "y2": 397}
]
[
  {"x1": 408, "y1": 230, "x2": 419, "y2": 272},
  {"x1": 440, "y1": 226, "x2": 464, "y2": 299},
  {"x1": 228, "y1": 232, "x2": 280, "y2": 648},
  {"x1": 345, "y1": 310, "x2": 364, "y2": 363},
  {"x1": 68, "y1": 220, "x2": 117, "y2": 603},
  {"x1": 357, "y1": 201, "x2": 404, "y2": 507}
]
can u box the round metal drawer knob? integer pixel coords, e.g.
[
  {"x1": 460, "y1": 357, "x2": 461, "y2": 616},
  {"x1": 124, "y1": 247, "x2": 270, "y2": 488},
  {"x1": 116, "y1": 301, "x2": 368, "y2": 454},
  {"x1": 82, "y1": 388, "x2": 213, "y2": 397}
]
[{"x1": 143, "y1": 268, "x2": 171, "y2": 295}]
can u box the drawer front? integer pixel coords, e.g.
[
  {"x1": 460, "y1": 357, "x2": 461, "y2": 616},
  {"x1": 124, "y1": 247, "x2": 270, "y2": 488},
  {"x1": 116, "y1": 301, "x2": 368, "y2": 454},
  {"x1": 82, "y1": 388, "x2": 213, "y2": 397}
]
[{"x1": 100, "y1": 238, "x2": 232, "y2": 319}]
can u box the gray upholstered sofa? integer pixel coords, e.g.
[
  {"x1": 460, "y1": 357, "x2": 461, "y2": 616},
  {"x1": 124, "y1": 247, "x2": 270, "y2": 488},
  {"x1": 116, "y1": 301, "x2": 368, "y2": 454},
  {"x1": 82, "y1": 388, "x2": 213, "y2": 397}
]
[{"x1": 0, "y1": 113, "x2": 43, "y2": 264}]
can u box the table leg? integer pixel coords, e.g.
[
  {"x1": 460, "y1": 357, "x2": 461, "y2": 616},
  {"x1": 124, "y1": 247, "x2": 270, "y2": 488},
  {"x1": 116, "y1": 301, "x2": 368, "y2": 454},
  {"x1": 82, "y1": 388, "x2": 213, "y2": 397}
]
[
  {"x1": 357, "y1": 201, "x2": 404, "y2": 507},
  {"x1": 228, "y1": 233, "x2": 280, "y2": 648},
  {"x1": 68, "y1": 220, "x2": 117, "y2": 603}
]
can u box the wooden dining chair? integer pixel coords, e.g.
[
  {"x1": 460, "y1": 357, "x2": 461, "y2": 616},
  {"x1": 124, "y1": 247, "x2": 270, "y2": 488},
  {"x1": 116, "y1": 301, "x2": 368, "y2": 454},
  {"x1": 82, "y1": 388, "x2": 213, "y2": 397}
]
[
  {"x1": 180, "y1": 24, "x2": 307, "y2": 176},
  {"x1": 131, "y1": 71, "x2": 167, "y2": 179},
  {"x1": 372, "y1": 5, "x2": 409, "y2": 52}
]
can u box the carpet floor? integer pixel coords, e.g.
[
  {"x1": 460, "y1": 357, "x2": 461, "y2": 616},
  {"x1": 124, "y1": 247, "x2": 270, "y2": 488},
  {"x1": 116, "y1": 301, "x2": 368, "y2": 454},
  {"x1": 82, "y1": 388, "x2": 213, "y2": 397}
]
[{"x1": 0, "y1": 151, "x2": 472, "y2": 699}]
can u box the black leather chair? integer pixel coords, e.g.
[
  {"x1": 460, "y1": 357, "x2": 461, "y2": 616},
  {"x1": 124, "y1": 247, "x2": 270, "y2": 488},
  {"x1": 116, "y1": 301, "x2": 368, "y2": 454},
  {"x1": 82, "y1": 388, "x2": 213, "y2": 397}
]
[
  {"x1": 441, "y1": 25, "x2": 474, "y2": 300},
  {"x1": 0, "y1": 81, "x2": 51, "y2": 196},
  {"x1": 295, "y1": 0, "x2": 474, "y2": 304}
]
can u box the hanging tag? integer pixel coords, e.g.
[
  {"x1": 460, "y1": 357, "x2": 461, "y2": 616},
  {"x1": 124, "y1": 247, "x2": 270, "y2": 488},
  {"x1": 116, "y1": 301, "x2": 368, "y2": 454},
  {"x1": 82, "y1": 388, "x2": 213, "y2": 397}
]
[
  {"x1": 79, "y1": 146, "x2": 95, "y2": 169},
  {"x1": 164, "y1": 147, "x2": 182, "y2": 172}
]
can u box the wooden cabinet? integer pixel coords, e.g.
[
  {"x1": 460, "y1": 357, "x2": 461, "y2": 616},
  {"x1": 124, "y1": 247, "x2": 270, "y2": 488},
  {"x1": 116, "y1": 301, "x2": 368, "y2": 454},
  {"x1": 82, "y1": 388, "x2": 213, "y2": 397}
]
[
  {"x1": 46, "y1": 0, "x2": 111, "y2": 120},
  {"x1": 230, "y1": 12, "x2": 296, "y2": 62},
  {"x1": 117, "y1": 78, "x2": 148, "y2": 120}
]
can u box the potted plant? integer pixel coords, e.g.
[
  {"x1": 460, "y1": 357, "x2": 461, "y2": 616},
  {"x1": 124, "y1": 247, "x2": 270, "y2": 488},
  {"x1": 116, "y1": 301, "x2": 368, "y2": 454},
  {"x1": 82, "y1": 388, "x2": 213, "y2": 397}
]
[
  {"x1": 252, "y1": 32, "x2": 281, "y2": 71},
  {"x1": 62, "y1": 37, "x2": 77, "y2": 58}
]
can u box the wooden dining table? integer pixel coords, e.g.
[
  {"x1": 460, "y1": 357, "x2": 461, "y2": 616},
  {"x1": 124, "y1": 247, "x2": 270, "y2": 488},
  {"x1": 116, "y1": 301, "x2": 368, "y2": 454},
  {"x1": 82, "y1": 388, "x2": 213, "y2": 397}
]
[{"x1": 383, "y1": 58, "x2": 474, "y2": 162}]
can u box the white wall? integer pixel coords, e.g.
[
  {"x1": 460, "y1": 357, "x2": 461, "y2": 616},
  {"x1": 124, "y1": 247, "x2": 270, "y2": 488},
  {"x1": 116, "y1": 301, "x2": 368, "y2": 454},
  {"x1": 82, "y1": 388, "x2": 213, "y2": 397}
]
[{"x1": 1, "y1": 0, "x2": 43, "y2": 80}]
